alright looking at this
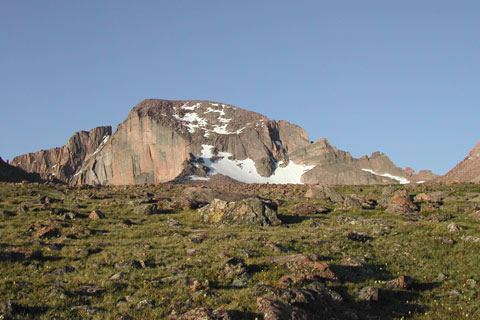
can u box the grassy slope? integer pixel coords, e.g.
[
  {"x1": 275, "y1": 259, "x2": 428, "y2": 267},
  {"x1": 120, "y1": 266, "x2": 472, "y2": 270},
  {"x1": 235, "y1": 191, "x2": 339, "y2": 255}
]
[{"x1": 0, "y1": 182, "x2": 479, "y2": 319}]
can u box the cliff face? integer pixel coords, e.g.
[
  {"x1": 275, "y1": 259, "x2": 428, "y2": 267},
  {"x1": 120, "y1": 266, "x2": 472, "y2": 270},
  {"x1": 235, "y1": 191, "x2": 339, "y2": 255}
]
[
  {"x1": 11, "y1": 126, "x2": 112, "y2": 183},
  {"x1": 437, "y1": 142, "x2": 480, "y2": 183},
  {"x1": 12, "y1": 99, "x2": 436, "y2": 186},
  {"x1": 73, "y1": 107, "x2": 190, "y2": 185},
  {"x1": 71, "y1": 99, "x2": 311, "y2": 185}
]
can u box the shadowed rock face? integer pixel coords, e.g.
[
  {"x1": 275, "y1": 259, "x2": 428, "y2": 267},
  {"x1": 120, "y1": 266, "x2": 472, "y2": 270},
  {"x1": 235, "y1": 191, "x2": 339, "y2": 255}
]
[
  {"x1": 11, "y1": 99, "x2": 436, "y2": 185},
  {"x1": 0, "y1": 158, "x2": 43, "y2": 183},
  {"x1": 437, "y1": 142, "x2": 480, "y2": 183},
  {"x1": 11, "y1": 126, "x2": 112, "y2": 183}
]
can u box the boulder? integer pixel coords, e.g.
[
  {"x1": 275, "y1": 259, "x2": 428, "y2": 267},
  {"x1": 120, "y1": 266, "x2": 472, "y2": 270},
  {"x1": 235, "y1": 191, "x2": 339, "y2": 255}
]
[
  {"x1": 177, "y1": 186, "x2": 250, "y2": 209},
  {"x1": 171, "y1": 308, "x2": 243, "y2": 320},
  {"x1": 177, "y1": 186, "x2": 217, "y2": 209},
  {"x1": 133, "y1": 204, "x2": 159, "y2": 215},
  {"x1": 342, "y1": 194, "x2": 375, "y2": 210},
  {"x1": 265, "y1": 254, "x2": 337, "y2": 280},
  {"x1": 224, "y1": 257, "x2": 251, "y2": 287},
  {"x1": 89, "y1": 210, "x2": 105, "y2": 219},
  {"x1": 346, "y1": 232, "x2": 371, "y2": 243},
  {"x1": 304, "y1": 185, "x2": 344, "y2": 203},
  {"x1": 255, "y1": 281, "x2": 345, "y2": 319},
  {"x1": 385, "y1": 190, "x2": 418, "y2": 215},
  {"x1": 37, "y1": 225, "x2": 61, "y2": 238},
  {"x1": 414, "y1": 192, "x2": 445, "y2": 203},
  {"x1": 290, "y1": 203, "x2": 330, "y2": 215},
  {"x1": 385, "y1": 275, "x2": 414, "y2": 290},
  {"x1": 356, "y1": 286, "x2": 379, "y2": 302},
  {"x1": 198, "y1": 198, "x2": 281, "y2": 226},
  {"x1": 257, "y1": 297, "x2": 309, "y2": 320},
  {"x1": 447, "y1": 222, "x2": 462, "y2": 234}
]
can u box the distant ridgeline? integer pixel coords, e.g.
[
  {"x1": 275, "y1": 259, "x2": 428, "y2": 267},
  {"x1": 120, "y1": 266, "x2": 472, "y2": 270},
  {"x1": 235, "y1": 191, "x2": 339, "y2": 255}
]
[{"x1": 11, "y1": 99, "x2": 441, "y2": 186}]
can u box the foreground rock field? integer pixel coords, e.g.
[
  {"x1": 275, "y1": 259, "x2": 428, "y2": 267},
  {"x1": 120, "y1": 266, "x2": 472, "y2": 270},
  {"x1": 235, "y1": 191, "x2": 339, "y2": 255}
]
[{"x1": 0, "y1": 182, "x2": 479, "y2": 319}]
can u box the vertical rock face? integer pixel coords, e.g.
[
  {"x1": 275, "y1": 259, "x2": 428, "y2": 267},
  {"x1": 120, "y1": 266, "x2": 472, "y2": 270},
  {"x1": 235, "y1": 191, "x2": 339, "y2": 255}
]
[
  {"x1": 11, "y1": 99, "x2": 437, "y2": 185},
  {"x1": 437, "y1": 142, "x2": 480, "y2": 183},
  {"x1": 73, "y1": 106, "x2": 190, "y2": 185},
  {"x1": 72, "y1": 99, "x2": 315, "y2": 185},
  {"x1": 11, "y1": 126, "x2": 112, "y2": 183}
]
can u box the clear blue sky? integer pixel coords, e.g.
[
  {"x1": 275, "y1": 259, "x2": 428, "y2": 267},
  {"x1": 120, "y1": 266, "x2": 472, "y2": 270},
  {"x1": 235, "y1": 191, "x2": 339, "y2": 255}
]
[{"x1": 1, "y1": 1, "x2": 479, "y2": 175}]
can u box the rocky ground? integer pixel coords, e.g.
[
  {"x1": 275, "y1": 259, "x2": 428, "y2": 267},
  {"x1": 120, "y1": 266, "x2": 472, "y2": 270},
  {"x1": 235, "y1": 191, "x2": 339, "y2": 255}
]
[{"x1": 0, "y1": 182, "x2": 479, "y2": 319}]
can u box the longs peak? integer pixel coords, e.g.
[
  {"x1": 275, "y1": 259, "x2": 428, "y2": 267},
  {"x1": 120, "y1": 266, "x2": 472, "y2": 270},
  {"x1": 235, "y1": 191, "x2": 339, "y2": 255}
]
[{"x1": 11, "y1": 99, "x2": 436, "y2": 185}]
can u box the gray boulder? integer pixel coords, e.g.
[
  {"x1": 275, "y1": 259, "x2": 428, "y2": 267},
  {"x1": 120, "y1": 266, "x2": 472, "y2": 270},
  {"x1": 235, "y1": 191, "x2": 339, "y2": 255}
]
[
  {"x1": 198, "y1": 198, "x2": 281, "y2": 226},
  {"x1": 305, "y1": 185, "x2": 344, "y2": 203}
]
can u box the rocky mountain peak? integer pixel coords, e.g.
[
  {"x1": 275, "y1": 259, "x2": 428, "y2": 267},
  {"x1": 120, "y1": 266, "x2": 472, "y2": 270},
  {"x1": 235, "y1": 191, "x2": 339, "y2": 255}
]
[
  {"x1": 468, "y1": 142, "x2": 480, "y2": 157},
  {"x1": 131, "y1": 99, "x2": 268, "y2": 139},
  {"x1": 11, "y1": 99, "x2": 437, "y2": 186}
]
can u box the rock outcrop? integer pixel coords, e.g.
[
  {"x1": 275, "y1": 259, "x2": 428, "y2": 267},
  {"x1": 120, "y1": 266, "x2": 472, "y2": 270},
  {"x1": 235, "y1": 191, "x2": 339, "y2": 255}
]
[
  {"x1": 291, "y1": 139, "x2": 436, "y2": 185},
  {"x1": 11, "y1": 99, "x2": 436, "y2": 186},
  {"x1": 11, "y1": 126, "x2": 112, "y2": 183},
  {"x1": 437, "y1": 142, "x2": 480, "y2": 183}
]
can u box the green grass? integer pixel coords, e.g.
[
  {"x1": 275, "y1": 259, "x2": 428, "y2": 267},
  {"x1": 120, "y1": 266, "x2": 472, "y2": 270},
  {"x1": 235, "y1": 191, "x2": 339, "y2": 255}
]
[{"x1": 0, "y1": 182, "x2": 479, "y2": 319}]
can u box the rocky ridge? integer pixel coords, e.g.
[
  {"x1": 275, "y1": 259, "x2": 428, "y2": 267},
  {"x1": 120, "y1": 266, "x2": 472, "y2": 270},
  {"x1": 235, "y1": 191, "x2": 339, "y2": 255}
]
[
  {"x1": 10, "y1": 99, "x2": 435, "y2": 185},
  {"x1": 11, "y1": 126, "x2": 112, "y2": 183},
  {"x1": 437, "y1": 142, "x2": 480, "y2": 184}
]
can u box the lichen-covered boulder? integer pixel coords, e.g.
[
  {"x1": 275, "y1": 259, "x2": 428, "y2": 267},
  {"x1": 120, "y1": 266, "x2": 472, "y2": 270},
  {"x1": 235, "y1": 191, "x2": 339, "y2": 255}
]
[
  {"x1": 385, "y1": 190, "x2": 418, "y2": 215},
  {"x1": 133, "y1": 204, "x2": 159, "y2": 215},
  {"x1": 198, "y1": 198, "x2": 281, "y2": 226}
]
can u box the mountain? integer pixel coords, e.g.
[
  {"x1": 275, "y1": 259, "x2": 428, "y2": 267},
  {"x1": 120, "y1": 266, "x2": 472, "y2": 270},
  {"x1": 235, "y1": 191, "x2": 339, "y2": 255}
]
[
  {"x1": 437, "y1": 142, "x2": 480, "y2": 183},
  {"x1": 11, "y1": 99, "x2": 435, "y2": 185},
  {"x1": 12, "y1": 126, "x2": 112, "y2": 182},
  {"x1": 0, "y1": 157, "x2": 43, "y2": 183}
]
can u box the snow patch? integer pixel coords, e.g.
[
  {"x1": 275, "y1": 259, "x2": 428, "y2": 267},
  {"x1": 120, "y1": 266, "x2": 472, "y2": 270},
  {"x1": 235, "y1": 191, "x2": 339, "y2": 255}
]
[
  {"x1": 173, "y1": 112, "x2": 208, "y2": 133},
  {"x1": 175, "y1": 103, "x2": 242, "y2": 135},
  {"x1": 204, "y1": 106, "x2": 225, "y2": 116},
  {"x1": 93, "y1": 135, "x2": 110, "y2": 155},
  {"x1": 416, "y1": 181, "x2": 426, "y2": 184},
  {"x1": 362, "y1": 169, "x2": 410, "y2": 184},
  {"x1": 181, "y1": 103, "x2": 200, "y2": 111},
  {"x1": 198, "y1": 145, "x2": 314, "y2": 184},
  {"x1": 212, "y1": 125, "x2": 230, "y2": 134},
  {"x1": 189, "y1": 175, "x2": 210, "y2": 181}
]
